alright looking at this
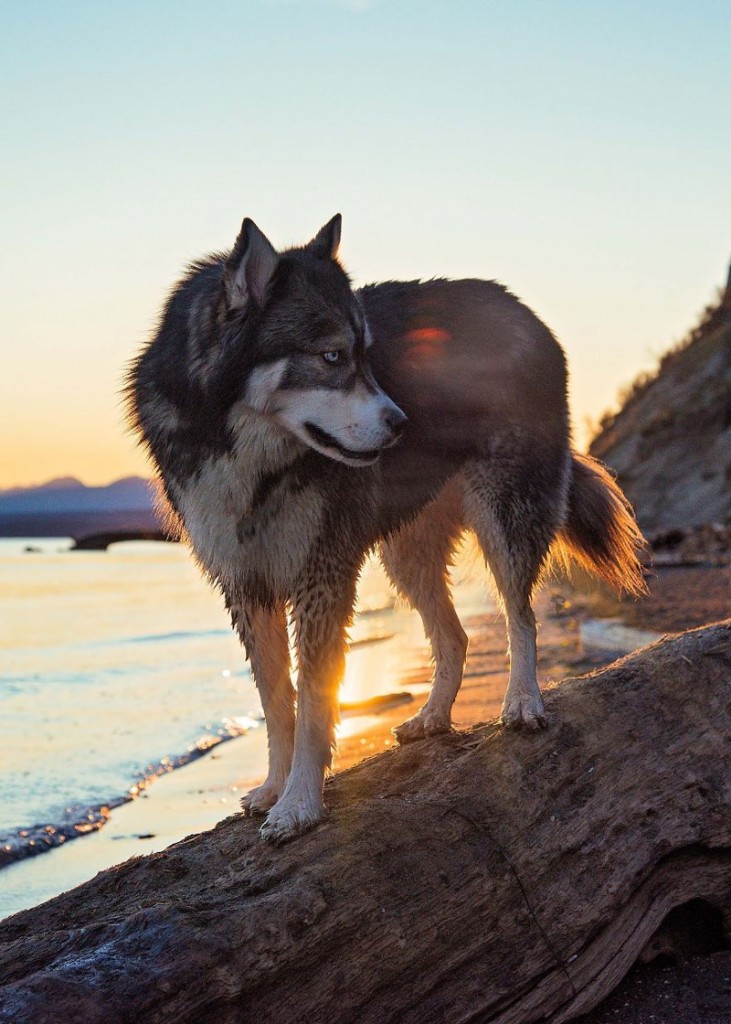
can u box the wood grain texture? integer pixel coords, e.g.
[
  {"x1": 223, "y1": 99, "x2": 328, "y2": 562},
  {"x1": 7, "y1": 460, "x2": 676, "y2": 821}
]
[{"x1": 1, "y1": 622, "x2": 730, "y2": 1024}]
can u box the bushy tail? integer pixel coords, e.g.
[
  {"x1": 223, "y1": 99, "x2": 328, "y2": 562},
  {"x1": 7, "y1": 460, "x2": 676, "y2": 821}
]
[{"x1": 555, "y1": 452, "x2": 648, "y2": 596}]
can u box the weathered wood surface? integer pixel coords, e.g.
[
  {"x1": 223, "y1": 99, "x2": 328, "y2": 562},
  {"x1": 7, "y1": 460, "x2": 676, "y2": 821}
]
[{"x1": 1, "y1": 622, "x2": 730, "y2": 1024}]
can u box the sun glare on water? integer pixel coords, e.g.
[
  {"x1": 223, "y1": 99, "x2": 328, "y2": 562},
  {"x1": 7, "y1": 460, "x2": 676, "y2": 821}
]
[{"x1": 335, "y1": 538, "x2": 490, "y2": 737}]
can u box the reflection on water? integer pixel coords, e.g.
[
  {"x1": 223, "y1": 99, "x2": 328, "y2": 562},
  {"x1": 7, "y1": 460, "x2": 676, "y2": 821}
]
[{"x1": 0, "y1": 536, "x2": 492, "y2": 846}]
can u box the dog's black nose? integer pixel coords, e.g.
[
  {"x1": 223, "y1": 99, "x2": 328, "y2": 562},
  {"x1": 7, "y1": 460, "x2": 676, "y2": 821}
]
[{"x1": 384, "y1": 406, "x2": 408, "y2": 437}]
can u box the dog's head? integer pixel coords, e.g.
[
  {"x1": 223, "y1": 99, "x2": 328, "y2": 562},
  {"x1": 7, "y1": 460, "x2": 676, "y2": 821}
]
[{"x1": 222, "y1": 215, "x2": 406, "y2": 466}]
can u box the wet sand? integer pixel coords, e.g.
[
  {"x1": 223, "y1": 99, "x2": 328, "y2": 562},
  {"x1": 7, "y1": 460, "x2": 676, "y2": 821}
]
[{"x1": 579, "y1": 564, "x2": 731, "y2": 634}]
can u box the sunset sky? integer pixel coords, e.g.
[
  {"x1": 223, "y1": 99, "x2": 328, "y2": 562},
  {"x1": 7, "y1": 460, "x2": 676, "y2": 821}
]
[{"x1": 1, "y1": 1, "x2": 729, "y2": 489}]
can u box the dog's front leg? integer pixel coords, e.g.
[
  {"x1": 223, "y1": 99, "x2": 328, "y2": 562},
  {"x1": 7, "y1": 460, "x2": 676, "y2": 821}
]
[
  {"x1": 260, "y1": 569, "x2": 357, "y2": 844},
  {"x1": 230, "y1": 602, "x2": 295, "y2": 816}
]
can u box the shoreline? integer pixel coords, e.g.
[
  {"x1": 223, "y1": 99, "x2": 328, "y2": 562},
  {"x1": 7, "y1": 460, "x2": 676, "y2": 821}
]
[
  {"x1": 0, "y1": 586, "x2": 624, "y2": 921},
  {"x1": 0, "y1": 719, "x2": 260, "y2": 870},
  {"x1": 0, "y1": 690, "x2": 423, "y2": 919},
  {"x1": 0, "y1": 690, "x2": 411, "y2": 873}
]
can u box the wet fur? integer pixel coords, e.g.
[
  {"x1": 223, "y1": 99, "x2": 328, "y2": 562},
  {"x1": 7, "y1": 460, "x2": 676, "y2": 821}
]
[{"x1": 127, "y1": 217, "x2": 646, "y2": 843}]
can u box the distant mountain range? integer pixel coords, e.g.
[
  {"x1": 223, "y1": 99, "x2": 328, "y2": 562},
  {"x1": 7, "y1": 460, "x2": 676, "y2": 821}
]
[
  {"x1": 0, "y1": 476, "x2": 86, "y2": 496},
  {"x1": 0, "y1": 476, "x2": 154, "y2": 513},
  {"x1": 0, "y1": 476, "x2": 160, "y2": 538}
]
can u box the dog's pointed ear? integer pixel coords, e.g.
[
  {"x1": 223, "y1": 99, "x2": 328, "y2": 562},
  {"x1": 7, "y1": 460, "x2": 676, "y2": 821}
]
[
  {"x1": 225, "y1": 219, "x2": 279, "y2": 309},
  {"x1": 308, "y1": 214, "x2": 342, "y2": 260}
]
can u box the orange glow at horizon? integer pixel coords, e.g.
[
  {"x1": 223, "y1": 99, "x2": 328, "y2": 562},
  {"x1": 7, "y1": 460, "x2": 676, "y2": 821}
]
[{"x1": 0, "y1": 428, "x2": 153, "y2": 491}]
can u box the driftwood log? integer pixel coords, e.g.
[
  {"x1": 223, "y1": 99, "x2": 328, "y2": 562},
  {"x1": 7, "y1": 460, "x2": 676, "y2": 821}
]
[{"x1": 1, "y1": 622, "x2": 730, "y2": 1024}]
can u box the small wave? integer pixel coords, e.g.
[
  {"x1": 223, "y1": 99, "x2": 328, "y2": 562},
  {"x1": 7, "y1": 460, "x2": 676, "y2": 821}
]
[
  {"x1": 85, "y1": 609, "x2": 397, "y2": 651},
  {"x1": 88, "y1": 628, "x2": 232, "y2": 647},
  {"x1": 0, "y1": 804, "x2": 122, "y2": 870},
  {"x1": 128, "y1": 716, "x2": 260, "y2": 792},
  {"x1": 0, "y1": 716, "x2": 261, "y2": 871}
]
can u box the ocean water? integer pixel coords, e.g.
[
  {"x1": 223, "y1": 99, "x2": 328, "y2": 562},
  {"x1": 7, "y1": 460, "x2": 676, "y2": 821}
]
[{"x1": 0, "y1": 536, "x2": 491, "y2": 867}]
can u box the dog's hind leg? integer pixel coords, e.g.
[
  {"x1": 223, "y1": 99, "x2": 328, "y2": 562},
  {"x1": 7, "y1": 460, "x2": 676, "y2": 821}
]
[
  {"x1": 463, "y1": 451, "x2": 569, "y2": 731},
  {"x1": 229, "y1": 602, "x2": 295, "y2": 816},
  {"x1": 381, "y1": 481, "x2": 468, "y2": 744},
  {"x1": 260, "y1": 563, "x2": 359, "y2": 844}
]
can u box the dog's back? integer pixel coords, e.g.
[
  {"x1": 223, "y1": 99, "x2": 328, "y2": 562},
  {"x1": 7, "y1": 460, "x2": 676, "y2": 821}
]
[
  {"x1": 360, "y1": 278, "x2": 570, "y2": 533},
  {"x1": 364, "y1": 278, "x2": 567, "y2": 433}
]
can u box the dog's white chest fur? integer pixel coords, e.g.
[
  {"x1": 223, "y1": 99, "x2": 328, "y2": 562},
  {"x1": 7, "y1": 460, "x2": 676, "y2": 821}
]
[{"x1": 175, "y1": 408, "x2": 324, "y2": 595}]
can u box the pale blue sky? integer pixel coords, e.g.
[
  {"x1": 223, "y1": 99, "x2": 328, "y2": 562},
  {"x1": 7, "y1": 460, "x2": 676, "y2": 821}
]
[{"x1": 1, "y1": 0, "x2": 729, "y2": 485}]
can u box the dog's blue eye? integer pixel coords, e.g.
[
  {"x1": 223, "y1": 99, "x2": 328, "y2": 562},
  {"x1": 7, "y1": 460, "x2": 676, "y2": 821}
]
[{"x1": 322, "y1": 351, "x2": 340, "y2": 364}]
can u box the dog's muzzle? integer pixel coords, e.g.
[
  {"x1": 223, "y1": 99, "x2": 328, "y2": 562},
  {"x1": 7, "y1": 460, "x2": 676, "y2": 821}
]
[{"x1": 382, "y1": 404, "x2": 407, "y2": 443}]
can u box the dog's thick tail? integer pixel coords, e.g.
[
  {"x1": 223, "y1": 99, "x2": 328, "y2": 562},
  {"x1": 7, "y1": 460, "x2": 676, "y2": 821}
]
[{"x1": 555, "y1": 452, "x2": 648, "y2": 596}]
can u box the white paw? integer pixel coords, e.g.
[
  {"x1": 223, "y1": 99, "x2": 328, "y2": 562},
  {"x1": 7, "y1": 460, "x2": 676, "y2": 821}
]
[
  {"x1": 393, "y1": 708, "x2": 451, "y2": 745},
  {"x1": 240, "y1": 779, "x2": 283, "y2": 817},
  {"x1": 259, "y1": 796, "x2": 324, "y2": 844},
  {"x1": 500, "y1": 692, "x2": 548, "y2": 732}
]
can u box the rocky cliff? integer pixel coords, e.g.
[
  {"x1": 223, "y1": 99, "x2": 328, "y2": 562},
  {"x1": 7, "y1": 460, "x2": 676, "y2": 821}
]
[{"x1": 590, "y1": 265, "x2": 731, "y2": 534}]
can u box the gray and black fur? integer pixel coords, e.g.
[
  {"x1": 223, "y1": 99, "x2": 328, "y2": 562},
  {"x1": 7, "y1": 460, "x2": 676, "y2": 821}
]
[{"x1": 127, "y1": 214, "x2": 646, "y2": 843}]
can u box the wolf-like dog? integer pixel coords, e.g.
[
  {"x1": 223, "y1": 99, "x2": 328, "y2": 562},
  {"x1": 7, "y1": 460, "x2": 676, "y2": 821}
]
[{"x1": 127, "y1": 214, "x2": 645, "y2": 843}]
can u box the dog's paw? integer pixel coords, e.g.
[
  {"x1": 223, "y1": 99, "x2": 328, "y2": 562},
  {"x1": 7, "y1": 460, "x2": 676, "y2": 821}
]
[
  {"x1": 393, "y1": 709, "x2": 451, "y2": 745},
  {"x1": 240, "y1": 779, "x2": 282, "y2": 817},
  {"x1": 259, "y1": 798, "x2": 324, "y2": 845},
  {"x1": 500, "y1": 693, "x2": 548, "y2": 732}
]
